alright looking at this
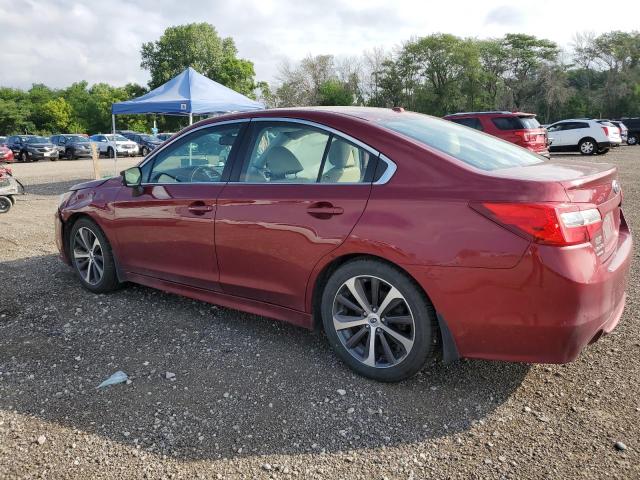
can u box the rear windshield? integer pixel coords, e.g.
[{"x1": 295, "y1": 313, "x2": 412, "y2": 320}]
[{"x1": 375, "y1": 113, "x2": 545, "y2": 171}]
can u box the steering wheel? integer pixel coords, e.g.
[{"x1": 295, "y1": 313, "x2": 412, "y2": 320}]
[
  {"x1": 154, "y1": 172, "x2": 180, "y2": 183},
  {"x1": 190, "y1": 165, "x2": 221, "y2": 182}
]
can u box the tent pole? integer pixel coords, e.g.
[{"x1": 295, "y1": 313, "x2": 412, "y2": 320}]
[
  {"x1": 189, "y1": 113, "x2": 193, "y2": 125},
  {"x1": 112, "y1": 114, "x2": 118, "y2": 176}
]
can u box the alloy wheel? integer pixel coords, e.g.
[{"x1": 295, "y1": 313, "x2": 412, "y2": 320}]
[
  {"x1": 580, "y1": 140, "x2": 594, "y2": 154},
  {"x1": 332, "y1": 275, "x2": 415, "y2": 368},
  {"x1": 73, "y1": 227, "x2": 104, "y2": 285}
]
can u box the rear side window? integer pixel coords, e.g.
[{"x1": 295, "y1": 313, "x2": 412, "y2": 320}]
[
  {"x1": 376, "y1": 113, "x2": 545, "y2": 171},
  {"x1": 519, "y1": 117, "x2": 540, "y2": 129},
  {"x1": 491, "y1": 117, "x2": 523, "y2": 130},
  {"x1": 450, "y1": 117, "x2": 483, "y2": 131}
]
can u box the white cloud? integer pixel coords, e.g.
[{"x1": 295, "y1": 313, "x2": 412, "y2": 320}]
[{"x1": 0, "y1": 0, "x2": 636, "y2": 90}]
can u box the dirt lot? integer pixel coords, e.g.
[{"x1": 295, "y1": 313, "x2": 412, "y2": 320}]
[{"x1": 1, "y1": 150, "x2": 639, "y2": 479}]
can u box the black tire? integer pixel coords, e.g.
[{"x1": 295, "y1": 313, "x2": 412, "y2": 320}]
[
  {"x1": 19, "y1": 151, "x2": 28, "y2": 162},
  {"x1": 578, "y1": 138, "x2": 597, "y2": 155},
  {"x1": 141, "y1": 146, "x2": 149, "y2": 156},
  {"x1": 628, "y1": 134, "x2": 638, "y2": 146},
  {"x1": 107, "y1": 147, "x2": 114, "y2": 158},
  {"x1": 321, "y1": 259, "x2": 438, "y2": 382},
  {"x1": 66, "y1": 148, "x2": 75, "y2": 160},
  {"x1": 0, "y1": 196, "x2": 11, "y2": 213},
  {"x1": 69, "y1": 217, "x2": 120, "y2": 293}
]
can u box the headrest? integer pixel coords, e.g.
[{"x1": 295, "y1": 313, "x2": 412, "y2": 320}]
[
  {"x1": 328, "y1": 141, "x2": 356, "y2": 168},
  {"x1": 264, "y1": 146, "x2": 303, "y2": 177}
]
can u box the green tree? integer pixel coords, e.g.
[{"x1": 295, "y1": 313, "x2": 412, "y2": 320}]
[
  {"x1": 318, "y1": 79, "x2": 353, "y2": 105},
  {"x1": 140, "y1": 23, "x2": 257, "y2": 95},
  {"x1": 40, "y1": 97, "x2": 72, "y2": 132}
]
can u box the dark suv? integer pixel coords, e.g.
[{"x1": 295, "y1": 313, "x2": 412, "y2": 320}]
[
  {"x1": 444, "y1": 111, "x2": 550, "y2": 157},
  {"x1": 619, "y1": 118, "x2": 640, "y2": 145},
  {"x1": 6, "y1": 135, "x2": 59, "y2": 162},
  {"x1": 50, "y1": 134, "x2": 93, "y2": 159}
]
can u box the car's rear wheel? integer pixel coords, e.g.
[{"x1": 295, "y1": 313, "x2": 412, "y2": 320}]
[
  {"x1": 321, "y1": 259, "x2": 437, "y2": 382},
  {"x1": 579, "y1": 138, "x2": 596, "y2": 155},
  {"x1": 69, "y1": 218, "x2": 120, "y2": 293},
  {"x1": 66, "y1": 148, "x2": 75, "y2": 160},
  {"x1": 628, "y1": 134, "x2": 638, "y2": 146},
  {"x1": 19, "y1": 151, "x2": 28, "y2": 162}
]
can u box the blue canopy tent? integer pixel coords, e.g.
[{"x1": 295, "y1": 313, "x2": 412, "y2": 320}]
[{"x1": 108, "y1": 67, "x2": 263, "y2": 173}]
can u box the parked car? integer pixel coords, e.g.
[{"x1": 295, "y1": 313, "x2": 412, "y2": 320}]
[
  {"x1": 131, "y1": 133, "x2": 164, "y2": 156},
  {"x1": 0, "y1": 136, "x2": 6, "y2": 145},
  {"x1": 50, "y1": 134, "x2": 93, "y2": 160},
  {"x1": 546, "y1": 119, "x2": 615, "y2": 155},
  {"x1": 156, "y1": 132, "x2": 174, "y2": 141},
  {"x1": 0, "y1": 144, "x2": 14, "y2": 163},
  {"x1": 619, "y1": 117, "x2": 640, "y2": 145},
  {"x1": 55, "y1": 107, "x2": 631, "y2": 382},
  {"x1": 443, "y1": 111, "x2": 550, "y2": 157},
  {"x1": 6, "y1": 135, "x2": 58, "y2": 162},
  {"x1": 89, "y1": 134, "x2": 138, "y2": 157},
  {"x1": 609, "y1": 121, "x2": 628, "y2": 144},
  {"x1": 595, "y1": 120, "x2": 622, "y2": 148}
]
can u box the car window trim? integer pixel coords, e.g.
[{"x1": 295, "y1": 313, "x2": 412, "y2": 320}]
[
  {"x1": 138, "y1": 119, "x2": 250, "y2": 186},
  {"x1": 230, "y1": 117, "x2": 395, "y2": 186}
]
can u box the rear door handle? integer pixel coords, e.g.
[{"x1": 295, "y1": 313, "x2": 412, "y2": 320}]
[
  {"x1": 307, "y1": 202, "x2": 344, "y2": 218},
  {"x1": 188, "y1": 202, "x2": 214, "y2": 215}
]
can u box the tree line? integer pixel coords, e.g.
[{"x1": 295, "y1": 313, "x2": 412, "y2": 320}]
[
  {"x1": 267, "y1": 31, "x2": 640, "y2": 122},
  {"x1": 1, "y1": 25, "x2": 638, "y2": 136}
]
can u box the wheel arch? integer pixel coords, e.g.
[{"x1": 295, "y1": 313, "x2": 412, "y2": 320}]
[{"x1": 308, "y1": 252, "x2": 460, "y2": 363}]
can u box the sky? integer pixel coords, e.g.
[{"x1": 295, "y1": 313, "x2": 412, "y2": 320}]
[{"x1": 0, "y1": 0, "x2": 636, "y2": 90}]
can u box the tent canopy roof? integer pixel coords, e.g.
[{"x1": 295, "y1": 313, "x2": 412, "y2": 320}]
[{"x1": 111, "y1": 67, "x2": 263, "y2": 115}]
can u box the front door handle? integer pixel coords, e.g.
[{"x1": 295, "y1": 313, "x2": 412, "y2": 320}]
[
  {"x1": 188, "y1": 202, "x2": 214, "y2": 215},
  {"x1": 307, "y1": 202, "x2": 344, "y2": 218}
]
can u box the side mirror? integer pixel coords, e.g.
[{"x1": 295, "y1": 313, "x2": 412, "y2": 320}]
[{"x1": 122, "y1": 166, "x2": 142, "y2": 187}]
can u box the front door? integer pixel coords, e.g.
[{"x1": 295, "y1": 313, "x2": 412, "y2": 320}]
[
  {"x1": 112, "y1": 121, "x2": 246, "y2": 290},
  {"x1": 215, "y1": 120, "x2": 377, "y2": 311}
]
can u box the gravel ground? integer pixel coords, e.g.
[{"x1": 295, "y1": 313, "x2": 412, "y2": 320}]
[{"x1": 0, "y1": 151, "x2": 639, "y2": 479}]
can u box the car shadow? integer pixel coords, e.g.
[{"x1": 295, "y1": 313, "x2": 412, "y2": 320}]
[{"x1": 0, "y1": 254, "x2": 530, "y2": 461}]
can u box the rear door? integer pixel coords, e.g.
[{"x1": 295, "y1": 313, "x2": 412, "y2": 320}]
[
  {"x1": 215, "y1": 119, "x2": 377, "y2": 311},
  {"x1": 112, "y1": 121, "x2": 246, "y2": 290}
]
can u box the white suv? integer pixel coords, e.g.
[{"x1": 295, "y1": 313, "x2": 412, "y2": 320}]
[
  {"x1": 90, "y1": 134, "x2": 139, "y2": 157},
  {"x1": 547, "y1": 119, "x2": 620, "y2": 155}
]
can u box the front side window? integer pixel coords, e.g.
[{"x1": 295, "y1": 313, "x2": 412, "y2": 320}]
[
  {"x1": 375, "y1": 112, "x2": 545, "y2": 171},
  {"x1": 144, "y1": 123, "x2": 243, "y2": 184}
]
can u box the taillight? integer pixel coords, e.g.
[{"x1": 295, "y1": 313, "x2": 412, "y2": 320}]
[
  {"x1": 471, "y1": 202, "x2": 602, "y2": 246},
  {"x1": 513, "y1": 130, "x2": 532, "y2": 143},
  {"x1": 602, "y1": 126, "x2": 609, "y2": 136}
]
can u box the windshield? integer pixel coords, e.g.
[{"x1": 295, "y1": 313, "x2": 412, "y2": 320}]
[
  {"x1": 157, "y1": 133, "x2": 172, "y2": 140},
  {"x1": 105, "y1": 134, "x2": 129, "y2": 141},
  {"x1": 65, "y1": 135, "x2": 88, "y2": 142},
  {"x1": 26, "y1": 136, "x2": 50, "y2": 143},
  {"x1": 375, "y1": 112, "x2": 545, "y2": 171},
  {"x1": 139, "y1": 134, "x2": 157, "y2": 141}
]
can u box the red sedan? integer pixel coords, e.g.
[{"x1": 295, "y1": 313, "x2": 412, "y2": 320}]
[{"x1": 55, "y1": 107, "x2": 632, "y2": 381}]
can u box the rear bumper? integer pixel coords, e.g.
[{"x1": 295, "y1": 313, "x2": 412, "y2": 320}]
[{"x1": 405, "y1": 212, "x2": 632, "y2": 364}]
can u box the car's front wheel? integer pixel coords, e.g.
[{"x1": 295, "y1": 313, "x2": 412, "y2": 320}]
[
  {"x1": 141, "y1": 146, "x2": 149, "y2": 156},
  {"x1": 107, "y1": 147, "x2": 114, "y2": 158},
  {"x1": 66, "y1": 149, "x2": 75, "y2": 160},
  {"x1": 69, "y1": 218, "x2": 120, "y2": 293},
  {"x1": 19, "y1": 151, "x2": 28, "y2": 162},
  {"x1": 321, "y1": 259, "x2": 437, "y2": 382},
  {"x1": 628, "y1": 134, "x2": 638, "y2": 146}
]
